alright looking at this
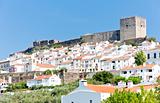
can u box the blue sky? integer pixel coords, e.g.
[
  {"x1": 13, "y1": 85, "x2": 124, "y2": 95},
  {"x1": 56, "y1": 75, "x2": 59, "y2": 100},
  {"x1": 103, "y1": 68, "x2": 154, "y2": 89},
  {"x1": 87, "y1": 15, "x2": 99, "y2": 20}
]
[{"x1": 0, "y1": 0, "x2": 160, "y2": 59}]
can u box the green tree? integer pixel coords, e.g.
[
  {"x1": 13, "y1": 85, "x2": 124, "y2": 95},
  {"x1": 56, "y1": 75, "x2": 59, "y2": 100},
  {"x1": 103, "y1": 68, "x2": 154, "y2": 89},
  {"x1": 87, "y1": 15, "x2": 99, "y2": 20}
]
[
  {"x1": 102, "y1": 88, "x2": 159, "y2": 103},
  {"x1": 135, "y1": 51, "x2": 146, "y2": 66},
  {"x1": 127, "y1": 76, "x2": 141, "y2": 84},
  {"x1": 52, "y1": 70, "x2": 59, "y2": 75},
  {"x1": 87, "y1": 78, "x2": 104, "y2": 85},
  {"x1": 148, "y1": 37, "x2": 156, "y2": 42},
  {"x1": 112, "y1": 75, "x2": 126, "y2": 85},
  {"x1": 51, "y1": 43, "x2": 62, "y2": 48},
  {"x1": 92, "y1": 71, "x2": 113, "y2": 84},
  {"x1": 7, "y1": 81, "x2": 27, "y2": 91},
  {"x1": 59, "y1": 67, "x2": 67, "y2": 85},
  {"x1": 2, "y1": 81, "x2": 79, "y2": 103},
  {"x1": 157, "y1": 76, "x2": 160, "y2": 84},
  {"x1": 43, "y1": 69, "x2": 52, "y2": 75}
]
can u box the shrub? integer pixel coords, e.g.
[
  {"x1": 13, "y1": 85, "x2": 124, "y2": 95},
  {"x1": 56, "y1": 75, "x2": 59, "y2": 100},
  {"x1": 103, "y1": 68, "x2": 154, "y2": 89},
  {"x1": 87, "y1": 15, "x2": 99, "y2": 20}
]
[
  {"x1": 127, "y1": 76, "x2": 141, "y2": 84},
  {"x1": 92, "y1": 71, "x2": 113, "y2": 84},
  {"x1": 43, "y1": 69, "x2": 52, "y2": 75},
  {"x1": 87, "y1": 78, "x2": 104, "y2": 85},
  {"x1": 2, "y1": 81, "x2": 79, "y2": 103},
  {"x1": 113, "y1": 75, "x2": 126, "y2": 85}
]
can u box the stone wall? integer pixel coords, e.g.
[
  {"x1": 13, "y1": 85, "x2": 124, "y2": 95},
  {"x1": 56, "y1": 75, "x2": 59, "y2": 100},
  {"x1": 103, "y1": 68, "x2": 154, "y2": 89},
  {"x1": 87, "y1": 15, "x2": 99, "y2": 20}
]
[
  {"x1": 81, "y1": 30, "x2": 120, "y2": 43},
  {"x1": 60, "y1": 38, "x2": 81, "y2": 47},
  {"x1": 64, "y1": 72, "x2": 80, "y2": 84},
  {"x1": 0, "y1": 71, "x2": 80, "y2": 84},
  {"x1": 0, "y1": 71, "x2": 42, "y2": 83}
]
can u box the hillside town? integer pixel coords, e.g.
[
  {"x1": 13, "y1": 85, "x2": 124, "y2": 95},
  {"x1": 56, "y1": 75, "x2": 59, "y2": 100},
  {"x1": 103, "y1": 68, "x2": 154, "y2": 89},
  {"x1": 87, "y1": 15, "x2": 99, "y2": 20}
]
[{"x1": 0, "y1": 16, "x2": 160, "y2": 103}]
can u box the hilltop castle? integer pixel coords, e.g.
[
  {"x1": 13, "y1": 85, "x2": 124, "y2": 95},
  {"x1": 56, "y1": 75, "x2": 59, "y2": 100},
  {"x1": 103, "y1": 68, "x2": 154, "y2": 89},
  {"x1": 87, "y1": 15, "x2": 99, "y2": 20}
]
[
  {"x1": 82, "y1": 16, "x2": 146, "y2": 43},
  {"x1": 33, "y1": 16, "x2": 147, "y2": 47}
]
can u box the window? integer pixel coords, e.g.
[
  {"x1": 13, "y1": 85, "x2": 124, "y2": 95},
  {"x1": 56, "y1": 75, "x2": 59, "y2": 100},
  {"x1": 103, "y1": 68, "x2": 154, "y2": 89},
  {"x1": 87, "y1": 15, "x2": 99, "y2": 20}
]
[
  {"x1": 126, "y1": 25, "x2": 129, "y2": 28},
  {"x1": 154, "y1": 53, "x2": 156, "y2": 58},
  {"x1": 90, "y1": 100, "x2": 92, "y2": 103},
  {"x1": 159, "y1": 53, "x2": 160, "y2": 58},
  {"x1": 147, "y1": 54, "x2": 150, "y2": 59},
  {"x1": 123, "y1": 71, "x2": 127, "y2": 74},
  {"x1": 141, "y1": 70, "x2": 143, "y2": 72},
  {"x1": 129, "y1": 71, "x2": 131, "y2": 73},
  {"x1": 112, "y1": 61, "x2": 115, "y2": 63},
  {"x1": 149, "y1": 69, "x2": 152, "y2": 72},
  {"x1": 85, "y1": 61, "x2": 89, "y2": 63},
  {"x1": 113, "y1": 66, "x2": 115, "y2": 69},
  {"x1": 149, "y1": 76, "x2": 152, "y2": 79}
]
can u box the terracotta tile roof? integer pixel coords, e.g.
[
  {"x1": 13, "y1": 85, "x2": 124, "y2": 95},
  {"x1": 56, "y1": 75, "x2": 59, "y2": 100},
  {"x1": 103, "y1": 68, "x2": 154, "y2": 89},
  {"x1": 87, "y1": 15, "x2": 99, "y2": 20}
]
[
  {"x1": 125, "y1": 84, "x2": 159, "y2": 92},
  {"x1": 86, "y1": 84, "x2": 115, "y2": 93},
  {"x1": 101, "y1": 58, "x2": 112, "y2": 61},
  {"x1": 147, "y1": 45, "x2": 160, "y2": 51},
  {"x1": 116, "y1": 56, "x2": 131, "y2": 61},
  {"x1": 86, "y1": 84, "x2": 159, "y2": 93},
  {"x1": 120, "y1": 64, "x2": 155, "y2": 71},
  {"x1": 74, "y1": 55, "x2": 86, "y2": 60},
  {"x1": 61, "y1": 60, "x2": 73, "y2": 65},
  {"x1": 48, "y1": 57, "x2": 55, "y2": 61},
  {"x1": 56, "y1": 47, "x2": 64, "y2": 50},
  {"x1": 93, "y1": 55, "x2": 102, "y2": 59},
  {"x1": 36, "y1": 64, "x2": 55, "y2": 68},
  {"x1": 0, "y1": 79, "x2": 7, "y2": 83},
  {"x1": 34, "y1": 75, "x2": 52, "y2": 80},
  {"x1": 102, "y1": 55, "x2": 132, "y2": 62}
]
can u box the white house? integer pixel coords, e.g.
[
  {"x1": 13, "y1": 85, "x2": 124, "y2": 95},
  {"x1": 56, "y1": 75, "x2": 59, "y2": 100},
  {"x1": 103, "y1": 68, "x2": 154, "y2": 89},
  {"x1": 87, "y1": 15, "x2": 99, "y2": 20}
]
[
  {"x1": 27, "y1": 74, "x2": 61, "y2": 87},
  {"x1": 119, "y1": 64, "x2": 160, "y2": 83},
  {"x1": 0, "y1": 58, "x2": 10, "y2": 73},
  {"x1": 61, "y1": 80, "x2": 115, "y2": 103},
  {"x1": 0, "y1": 78, "x2": 9, "y2": 92},
  {"x1": 101, "y1": 55, "x2": 135, "y2": 71},
  {"x1": 144, "y1": 46, "x2": 160, "y2": 65}
]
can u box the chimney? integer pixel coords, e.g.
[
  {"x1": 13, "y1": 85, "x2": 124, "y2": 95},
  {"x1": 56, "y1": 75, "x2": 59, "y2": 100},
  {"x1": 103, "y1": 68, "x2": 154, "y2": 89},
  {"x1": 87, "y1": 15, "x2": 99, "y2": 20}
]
[
  {"x1": 127, "y1": 81, "x2": 133, "y2": 88},
  {"x1": 133, "y1": 64, "x2": 136, "y2": 67},
  {"x1": 8, "y1": 76, "x2": 12, "y2": 84},
  {"x1": 79, "y1": 79, "x2": 87, "y2": 87},
  {"x1": 143, "y1": 63, "x2": 146, "y2": 67},
  {"x1": 34, "y1": 73, "x2": 37, "y2": 79}
]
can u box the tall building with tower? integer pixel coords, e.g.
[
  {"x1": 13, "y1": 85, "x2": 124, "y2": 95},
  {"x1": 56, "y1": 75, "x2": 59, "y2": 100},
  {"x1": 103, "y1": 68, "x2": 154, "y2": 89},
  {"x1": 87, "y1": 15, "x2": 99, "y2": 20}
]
[
  {"x1": 81, "y1": 16, "x2": 147, "y2": 43},
  {"x1": 32, "y1": 16, "x2": 147, "y2": 47},
  {"x1": 120, "y1": 16, "x2": 147, "y2": 41}
]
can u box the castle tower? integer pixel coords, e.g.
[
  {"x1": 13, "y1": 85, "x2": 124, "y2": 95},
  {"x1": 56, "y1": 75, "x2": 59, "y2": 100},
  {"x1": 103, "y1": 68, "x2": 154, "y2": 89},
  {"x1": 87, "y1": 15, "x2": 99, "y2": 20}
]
[{"x1": 120, "y1": 16, "x2": 146, "y2": 41}]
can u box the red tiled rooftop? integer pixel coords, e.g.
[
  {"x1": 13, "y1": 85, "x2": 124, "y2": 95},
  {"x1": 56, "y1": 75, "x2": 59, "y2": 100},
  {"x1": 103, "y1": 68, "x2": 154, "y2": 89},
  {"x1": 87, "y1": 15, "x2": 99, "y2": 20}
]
[
  {"x1": 36, "y1": 63, "x2": 55, "y2": 68},
  {"x1": 120, "y1": 64, "x2": 156, "y2": 71},
  {"x1": 125, "y1": 84, "x2": 159, "y2": 92},
  {"x1": 34, "y1": 75, "x2": 52, "y2": 80},
  {"x1": 86, "y1": 84, "x2": 115, "y2": 93}
]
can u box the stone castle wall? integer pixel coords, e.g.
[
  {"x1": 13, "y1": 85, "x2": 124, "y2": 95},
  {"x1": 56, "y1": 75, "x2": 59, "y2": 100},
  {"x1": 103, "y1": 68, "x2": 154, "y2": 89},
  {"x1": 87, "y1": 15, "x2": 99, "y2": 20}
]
[
  {"x1": 81, "y1": 30, "x2": 120, "y2": 43},
  {"x1": 29, "y1": 16, "x2": 147, "y2": 50}
]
